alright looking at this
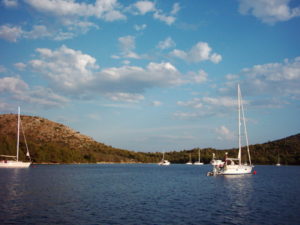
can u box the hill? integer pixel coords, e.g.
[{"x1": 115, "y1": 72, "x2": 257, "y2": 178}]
[
  {"x1": 0, "y1": 113, "x2": 299, "y2": 164},
  {"x1": 0, "y1": 114, "x2": 158, "y2": 163},
  {"x1": 162, "y1": 134, "x2": 300, "y2": 165}
]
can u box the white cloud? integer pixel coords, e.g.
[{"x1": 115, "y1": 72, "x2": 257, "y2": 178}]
[
  {"x1": 30, "y1": 45, "x2": 98, "y2": 92},
  {"x1": 219, "y1": 57, "x2": 300, "y2": 109},
  {"x1": 157, "y1": 37, "x2": 176, "y2": 50},
  {"x1": 106, "y1": 92, "x2": 145, "y2": 103},
  {"x1": 215, "y1": 125, "x2": 234, "y2": 140},
  {"x1": 116, "y1": 35, "x2": 141, "y2": 59},
  {"x1": 0, "y1": 23, "x2": 96, "y2": 42},
  {"x1": 170, "y1": 42, "x2": 222, "y2": 64},
  {"x1": 225, "y1": 57, "x2": 300, "y2": 97},
  {"x1": 175, "y1": 95, "x2": 241, "y2": 120},
  {"x1": 0, "y1": 25, "x2": 23, "y2": 42},
  {"x1": 25, "y1": 0, "x2": 126, "y2": 21},
  {"x1": 0, "y1": 77, "x2": 28, "y2": 94},
  {"x1": 171, "y1": 2, "x2": 180, "y2": 15},
  {"x1": 134, "y1": 0, "x2": 155, "y2": 15},
  {"x1": 238, "y1": 0, "x2": 300, "y2": 24},
  {"x1": 134, "y1": 24, "x2": 147, "y2": 31},
  {"x1": 0, "y1": 76, "x2": 68, "y2": 107},
  {"x1": 189, "y1": 69, "x2": 208, "y2": 83},
  {"x1": 28, "y1": 45, "x2": 187, "y2": 101},
  {"x1": 153, "y1": 10, "x2": 176, "y2": 25},
  {"x1": 131, "y1": 1, "x2": 179, "y2": 25},
  {"x1": 14, "y1": 62, "x2": 27, "y2": 71},
  {"x1": 151, "y1": 100, "x2": 162, "y2": 106},
  {"x1": 119, "y1": 35, "x2": 135, "y2": 52},
  {"x1": 2, "y1": 0, "x2": 18, "y2": 8}
]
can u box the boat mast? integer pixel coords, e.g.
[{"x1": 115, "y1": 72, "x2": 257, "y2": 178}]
[
  {"x1": 240, "y1": 90, "x2": 252, "y2": 166},
  {"x1": 238, "y1": 84, "x2": 241, "y2": 165},
  {"x1": 198, "y1": 149, "x2": 200, "y2": 162},
  {"x1": 16, "y1": 106, "x2": 20, "y2": 162}
]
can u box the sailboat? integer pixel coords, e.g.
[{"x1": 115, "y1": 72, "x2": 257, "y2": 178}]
[
  {"x1": 194, "y1": 149, "x2": 204, "y2": 165},
  {"x1": 0, "y1": 107, "x2": 31, "y2": 168},
  {"x1": 276, "y1": 149, "x2": 281, "y2": 166},
  {"x1": 208, "y1": 84, "x2": 253, "y2": 175},
  {"x1": 158, "y1": 152, "x2": 170, "y2": 166},
  {"x1": 186, "y1": 153, "x2": 192, "y2": 165}
]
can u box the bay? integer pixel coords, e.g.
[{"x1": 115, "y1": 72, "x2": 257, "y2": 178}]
[{"x1": 0, "y1": 164, "x2": 299, "y2": 225}]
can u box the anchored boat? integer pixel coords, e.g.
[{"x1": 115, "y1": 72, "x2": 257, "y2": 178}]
[
  {"x1": 0, "y1": 107, "x2": 31, "y2": 168},
  {"x1": 208, "y1": 84, "x2": 253, "y2": 176}
]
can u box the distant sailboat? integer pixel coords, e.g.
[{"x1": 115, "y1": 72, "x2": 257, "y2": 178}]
[
  {"x1": 158, "y1": 152, "x2": 170, "y2": 166},
  {"x1": 0, "y1": 107, "x2": 31, "y2": 168},
  {"x1": 276, "y1": 149, "x2": 281, "y2": 166},
  {"x1": 208, "y1": 84, "x2": 253, "y2": 175},
  {"x1": 194, "y1": 149, "x2": 204, "y2": 165},
  {"x1": 186, "y1": 153, "x2": 192, "y2": 165}
]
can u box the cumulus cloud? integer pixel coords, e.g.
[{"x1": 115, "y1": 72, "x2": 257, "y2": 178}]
[
  {"x1": 151, "y1": 100, "x2": 163, "y2": 107},
  {"x1": 28, "y1": 45, "x2": 188, "y2": 102},
  {"x1": 188, "y1": 70, "x2": 208, "y2": 83},
  {"x1": 215, "y1": 125, "x2": 234, "y2": 140},
  {"x1": 0, "y1": 23, "x2": 96, "y2": 42},
  {"x1": 134, "y1": 24, "x2": 147, "y2": 31},
  {"x1": 175, "y1": 95, "x2": 241, "y2": 120},
  {"x1": 157, "y1": 37, "x2": 176, "y2": 50},
  {"x1": 132, "y1": 1, "x2": 180, "y2": 25},
  {"x1": 0, "y1": 0, "x2": 122, "y2": 42},
  {"x1": 134, "y1": 0, "x2": 155, "y2": 15},
  {"x1": 170, "y1": 42, "x2": 222, "y2": 64},
  {"x1": 14, "y1": 62, "x2": 27, "y2": 71},
  {"x1": 0, "y1": 25, "x2": 23, "y2": 42},
  {"x1": 24, "y1": 0, "x2": 126, "y2": 21},
  {"x1": 177, "y1": 96, "x2": 238, "y2": 109},
  {"x1": 30, "y1": 45, "x2": 98, "y2": 92},
  {"x1": 222, "y1": 57, "x2": 300, "y2": 99},
  {"x1": 117, "y1": 35, "x2": 141, "y2": 59},
  {"x1": 0, "y1": 76, "x2": 68, "y2": 107},
  {"x1": 106, "y1": 92, "x2": 145, "y2": 103},
  {"x1": 238, "y1": 0, "x2": 300, "y2": 24}
]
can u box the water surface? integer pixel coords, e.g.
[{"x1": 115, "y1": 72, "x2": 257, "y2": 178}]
[{"x1": 0, "y1": 164, "x2": 299, "y2": 225}]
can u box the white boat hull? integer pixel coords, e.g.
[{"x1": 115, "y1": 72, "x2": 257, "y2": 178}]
[
  {"x1": 0, "y1": 161, "x2": 31, "y2": 168},
  {"x1": 220, "y1": 165, "x2": 253, "y2": 175},
  {"x1": 158, "y1": 160, "x2": 170, "y2": 166},
  {"x1": 194, "y1": 162, "x2": 204, "y2": 165}
]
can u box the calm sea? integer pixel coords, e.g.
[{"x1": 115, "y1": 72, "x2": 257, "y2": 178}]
[{"x1": 0, "y1": 164, "x2": 299, "y2": 225}]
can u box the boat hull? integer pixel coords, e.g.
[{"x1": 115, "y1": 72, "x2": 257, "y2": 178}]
[
  {"x1": 194, "y1": 162, "x2": 204, "y2": 165},
  {"x1": 0, "y1": 161, "x2": 31, "y2": 168},
  {"x1": 220, "y1": 165, "x2": 253, "y2": 175}
]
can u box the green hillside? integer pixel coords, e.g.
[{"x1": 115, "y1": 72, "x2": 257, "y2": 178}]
[{"x1": 1, "y1": 113, "x2": 299, "y2": 164}]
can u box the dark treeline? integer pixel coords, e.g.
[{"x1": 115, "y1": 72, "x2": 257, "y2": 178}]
[
  {"x1": 0, "y1": 114, "x2": 299, "y2": 164},
  {"x1": 1, "y1": 133, "x2": 300, "y2": 165}
]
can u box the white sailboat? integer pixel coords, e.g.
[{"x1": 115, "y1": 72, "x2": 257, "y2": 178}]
[
  {"x1": 194, "y1": 149, "x2": 204, "y2": 165},
  {"x1": 276, "y1": 149, "x2": 281, "y2": 166},
  {"x1": 208, "y1": 84, "x2": 253, "y2": 175},
  {"x1": 158, "y1": 152, "x2": 170, "y2": 166},
  {"x1": 0, "y1": 107, "x2": 31, "y2": 168},
  {"x1": 186, "y1": 153, "x2": 192, "y2": 165}
]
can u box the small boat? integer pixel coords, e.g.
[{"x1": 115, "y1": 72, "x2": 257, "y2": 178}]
[
  {"x1": 0, "y1": 107, "x2": 31, "y2": 168},
  {"x1": 194, "y1": 149, "x2": 204, "y2": 165},
  {"x1": 276, "y1": 149, "x2": 281, "y2": 166},
  {"x1": 186, "y1": 153, "x2": 192, "y2": 165},
  {"x1": 158, "y1": 152, "x2": 170, "y2": 166},
  {"x1": 208, "y1": 84, "x2": 253, "y2": 176}
]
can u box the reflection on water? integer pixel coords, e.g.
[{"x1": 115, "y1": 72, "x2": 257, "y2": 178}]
[
  {"x1": 0, "y1": 165, "x2": 299, "y2": 225},
  {"x1": 0, "y1": 168, "x2": 31, "y2": 223}
]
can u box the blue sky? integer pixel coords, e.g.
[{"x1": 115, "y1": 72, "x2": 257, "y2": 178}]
[{"x1": 0, "y1": 0, "x2": 300, "y2": 152}]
